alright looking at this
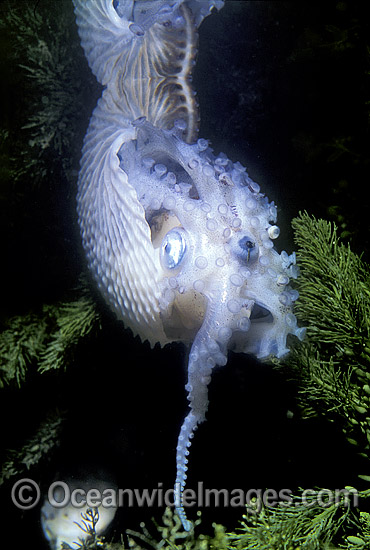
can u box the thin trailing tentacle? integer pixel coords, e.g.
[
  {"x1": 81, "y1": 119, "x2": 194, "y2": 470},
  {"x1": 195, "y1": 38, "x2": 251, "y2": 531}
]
[{"x1": 175, "y1": 294, "x2": 230, "y2": 530}]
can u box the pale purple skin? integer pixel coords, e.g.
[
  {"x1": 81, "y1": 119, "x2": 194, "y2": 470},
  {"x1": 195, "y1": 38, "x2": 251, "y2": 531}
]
[{"x1": 73, "y1": 0, "x2": 304, "y2": 530}]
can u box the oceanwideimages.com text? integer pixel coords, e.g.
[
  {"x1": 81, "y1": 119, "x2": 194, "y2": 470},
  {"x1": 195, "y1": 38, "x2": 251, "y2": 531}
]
[{"x1": 10, "y1": 478, "x2": 359, "y2": 511}]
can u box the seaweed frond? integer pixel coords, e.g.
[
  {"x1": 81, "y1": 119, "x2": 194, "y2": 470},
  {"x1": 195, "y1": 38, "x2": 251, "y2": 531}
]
[
  {"x1": 0, "y1": 0, "x2": 99, "y2": 190},
  {"x1": 0, "y1": 0, "x2": 94, "y2": 183},
  {"x1": 291, "y1": 212, "x2": 370, "y2": 355},
  {"x1": 0, "y1": 308, "x2": 48, "y2": 387},
  {"x1": 282, "y1": 212, "x2": 370, "y2": 451},
  {"x1": 38, "y1": 285, "x2": 102, "y2": 374},
  {"x1": 126, "y1": 507, "x2": 228, "y2": 550},
  {"x1": 0, "y1": 280, "x2": 101, "y2": 387},
  {"x1": 228, "y1": 489, "x2": 360, "y2": 550},
  {"x1": 0, "y1": 409, "x2": 64, "y2": 485}
]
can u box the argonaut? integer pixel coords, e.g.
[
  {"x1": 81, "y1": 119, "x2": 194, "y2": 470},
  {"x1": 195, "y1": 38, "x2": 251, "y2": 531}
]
[{"x1": 72, "y1": 0, "x2": 304, "y2": 530}]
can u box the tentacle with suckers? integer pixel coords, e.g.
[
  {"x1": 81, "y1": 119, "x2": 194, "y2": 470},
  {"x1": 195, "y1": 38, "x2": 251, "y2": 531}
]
[
  {"x1": 175, "y1": 287, "x2": 232, "y2": 530},
  {"x1": 72, "y1": 0, "x2": 305, "y2": 531}
]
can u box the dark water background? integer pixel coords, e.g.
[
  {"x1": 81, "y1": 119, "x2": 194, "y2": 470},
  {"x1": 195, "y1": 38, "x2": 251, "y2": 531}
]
[{"x1": 1, "y1": 0, "x2": 370, "y2": 546}]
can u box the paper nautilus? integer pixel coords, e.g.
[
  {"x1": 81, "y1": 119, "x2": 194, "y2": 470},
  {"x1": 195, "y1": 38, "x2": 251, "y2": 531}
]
[{"x1": 73, "y1": 0, "x2": 305, "y2": 530}]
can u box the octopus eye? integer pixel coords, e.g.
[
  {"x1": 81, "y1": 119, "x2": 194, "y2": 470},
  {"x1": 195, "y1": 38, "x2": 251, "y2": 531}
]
[
  {"x1": 238, "y1": 236, "x2": 259, "y2": 263},
  {"x1": 161, "y1": 228, "x2": 187, "y2": 269}
]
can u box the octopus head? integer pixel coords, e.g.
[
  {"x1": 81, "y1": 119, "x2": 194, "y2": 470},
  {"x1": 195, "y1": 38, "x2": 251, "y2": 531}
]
[{"x1": 118, "y1": 117, "x2": 303, "y2": 356}]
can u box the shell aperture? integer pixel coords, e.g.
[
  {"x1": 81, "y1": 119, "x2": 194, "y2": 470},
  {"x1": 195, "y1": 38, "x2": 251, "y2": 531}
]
[{"x1": 73, "y1": 0, "x2": 304, "y2": 531}]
